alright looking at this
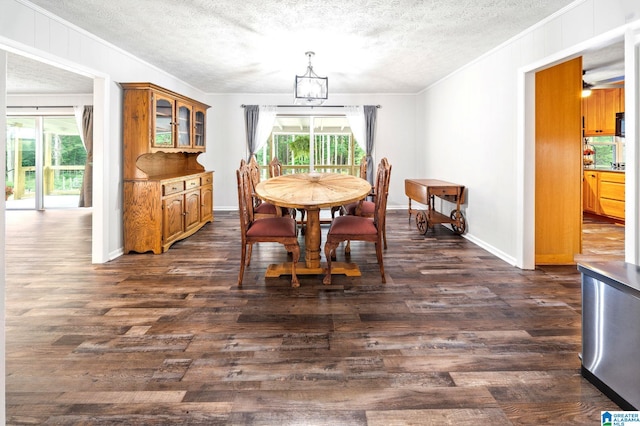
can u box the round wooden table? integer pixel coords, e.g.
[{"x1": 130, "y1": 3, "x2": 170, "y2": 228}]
[{"x1": 255, "y1": 172, "x2": 372, "y2": 277}]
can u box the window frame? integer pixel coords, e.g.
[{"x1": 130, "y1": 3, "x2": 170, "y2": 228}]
[{"x1": 255, "y1": 114, "x2": 365, "y2": 178}]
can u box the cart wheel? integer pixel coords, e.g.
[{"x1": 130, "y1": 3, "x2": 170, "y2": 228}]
[
  {"x1": 450, "y1": 210, "x2": 466, "y2": 235},
  {"x1": 416, "y1": 211, "x2": 429, "y2": 234}
]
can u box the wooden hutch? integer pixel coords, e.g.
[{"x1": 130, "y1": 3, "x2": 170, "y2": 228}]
[{"x1": 121, "y1": 82, "x2": 213, "y2": 254}]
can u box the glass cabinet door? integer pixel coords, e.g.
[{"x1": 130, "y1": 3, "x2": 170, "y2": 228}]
[
  {"x1": 154, "y1": 94, "x2": 174, "y2": 147},
  {"x1": 176, "y1": 102, "x2": 192, "y2": 148},
  {"x1": 194, "y1": 108, "x2": 206, "y2": 149}
]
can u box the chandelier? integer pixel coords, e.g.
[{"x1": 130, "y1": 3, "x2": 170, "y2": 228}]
[{"x1": 294, "y1": 51, "x2": 328, "y2": 105}]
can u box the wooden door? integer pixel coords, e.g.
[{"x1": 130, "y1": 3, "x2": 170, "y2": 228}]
[
  {"x1": 535, "y1": 57, "x2": 583, "y2": 264},
  {"x1": 583, "y1": 171, "x2": 599, "y2": 213},
  {"x1": 153, "y1": 92, "x2": 176, "y2": 149},
  {"x1": 601, "y1": 88, "x2": 621, "y2": 134},
  {"x1": 194, "y1": 106, "x2": 206, "y2": 150},
  {"x1": 163, "y1": 194, "x2": 185, "y2": 247},
  {"x1": 184, "y1": 189, "x2": 201, "y2": 232},
  {"x1": 201, "y1": 184, "x2": 213, "y2": 222},
  {"x1": 176, "y1": 101, "x2": 193, "y2": 149},
  {"x1": 582, "y1": 90, "x2": 600, "y2": 136}
]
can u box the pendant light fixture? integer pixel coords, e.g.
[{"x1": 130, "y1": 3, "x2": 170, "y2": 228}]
[{"x1": 294, "y1": 51, "x2": 328, "y2": 105}]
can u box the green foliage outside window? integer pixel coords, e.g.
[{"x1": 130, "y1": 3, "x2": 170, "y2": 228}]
[
  {"x1": 588, "y1": 136, "x2": 616, "y2": 168},
  {"x1": 255, "y1": 115, "x2": 364, "y2": 177},
  {"x1": 593, "y1": 144, "x2": 614, "y2": 167}
]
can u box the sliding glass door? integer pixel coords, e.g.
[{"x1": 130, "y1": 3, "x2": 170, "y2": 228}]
[
  {"x1": 254, "y1": 115, "x2": 365, "y2": 178},
  {"x1": 5, "y1": 115, "x2": 85, "y2": 209}
]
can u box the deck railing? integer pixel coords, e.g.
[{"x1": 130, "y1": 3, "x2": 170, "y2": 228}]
[{"x1": 7, "y1": 165, "x2": 85, "y2": 200}]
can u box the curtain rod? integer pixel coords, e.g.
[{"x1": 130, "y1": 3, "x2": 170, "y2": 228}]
[{"x1": 241, "y1": 104, "x2": 381, "y2": 108}]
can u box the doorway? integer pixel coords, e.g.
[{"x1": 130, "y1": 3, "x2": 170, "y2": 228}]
[
  {"x1": 526, "y1": 35, "x2": 634, "y2": 268},
  {"x1": 5, "y1": 114, "x2": 86, "y2": 209}
]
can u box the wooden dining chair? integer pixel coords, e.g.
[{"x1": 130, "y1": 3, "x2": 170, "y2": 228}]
[
  {"x1": 269, "y1": 156, "x2": 306, "y2": 231},
  {"x1": 246, "y1": 155, "x2": 289, "y2": 219},
  {"x1": 236, "y1": 164, "x2": 300, "y2": 288},
  {"x1": 331, "y1": 156, "x2": 369, "y2": 218},
  {"x1": 322, "y1": 159, "x2": 391, "y2": 285},
  {"x1": 342, "y1": 157, "x2": 391, "y2": 252},
  {"x1": 268, "y1": 156, "x2": 284, "y2": 178}
]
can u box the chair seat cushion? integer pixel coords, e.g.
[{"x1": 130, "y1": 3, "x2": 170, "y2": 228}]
[
  {"x1": 345, "y1": 200, "x2": 374, "y2": 216},
  {"x1": 328, "y1": 215, "x2": 377, "y2": 236},
  {"x1": 247, "y1": 217, "x2": 297, "y2": 237}
]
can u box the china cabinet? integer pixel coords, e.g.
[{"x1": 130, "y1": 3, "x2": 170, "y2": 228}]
[{"x1": 120, "y1": 82, "x2": 213, "y2": 254}]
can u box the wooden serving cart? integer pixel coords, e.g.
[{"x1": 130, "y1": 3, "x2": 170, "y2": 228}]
[{"x1": 404, "y1": 178, "x2": 466, "y2": 235}]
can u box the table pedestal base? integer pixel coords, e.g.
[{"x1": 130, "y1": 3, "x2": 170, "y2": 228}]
[{"x1": 265, "y1": 261, "x2": 361, "y2": 278}]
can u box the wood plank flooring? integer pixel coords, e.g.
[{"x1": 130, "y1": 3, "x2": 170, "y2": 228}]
[
  {"x1": 4, "y1": 209, "x2": 623, "y2": 425},
  {"x1": 579, "y1": 212, "x2": 625, "y2": 261}
]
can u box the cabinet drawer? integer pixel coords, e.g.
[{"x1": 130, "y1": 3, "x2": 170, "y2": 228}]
[
  {"x1": 201, "y1": 174, "x2": 213, "y2": 186},
  {"x1": 600, "y1": 181, "x2": 625, "y2": 201},
  {"x1": 185, "y1": 178, "x2": 200, "y2": 190},
  {"x1": 429, "y1": 187, "x2": 459, "y2": 198},
  {"x1": 600, "y1": 198, "x2": 625, "y2": 219},
  {"x1": 163, "y1": 181, "x2": 184, "y2": 196},
  {"x1": 599, "y1": 172, "x2": 625, "y2": 184}
]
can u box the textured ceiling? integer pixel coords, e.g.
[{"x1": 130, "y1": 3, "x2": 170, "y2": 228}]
[
  {"x1": 7, "y1": 53, "x2": 93, "y2": 95},
  {"x1": 8, "y1": 0, "x2": 617, "y2": 95}
]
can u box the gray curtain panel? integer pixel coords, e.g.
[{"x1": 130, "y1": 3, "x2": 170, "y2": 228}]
[
  {"x1": 363, "y1": 105, "x2": 377, "y2": 185},
  {"x1": 244, "y1": 105, "x2": 259, "y2": 160},
  {"x1": 78, "y1": 105, "x2": 93, "y2": 207}
]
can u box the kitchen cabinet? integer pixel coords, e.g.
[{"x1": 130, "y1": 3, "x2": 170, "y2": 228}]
[
  {"x1": 121, "y1": 82, "x2": 213, "y2": 254},
  {"x1": 599, "y1": 171, "x2": 625, "y2": 219},
  {"x1": 583, "y1": 170, "x2": 625, "y2": 220},
  {"x1": 583, "y1": 170, "x2": 598, "y2": 213},
  {"x1": 582, "y1": 88, "x2": 624, "y2": 136}
]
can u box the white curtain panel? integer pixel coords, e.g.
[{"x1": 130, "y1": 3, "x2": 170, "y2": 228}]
[
  {"x1": 255, "y1": 105, "x2": 277, "y2": 153},
  {"x1": 345, "y1": 105, "x2": 366, "y2": 151}
]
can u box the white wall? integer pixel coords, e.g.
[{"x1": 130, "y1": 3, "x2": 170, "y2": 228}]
[
  {"x1": 200, "y1": 93, "x2": 417, "y2": 211},
  {"x1": 417, "y1": 0, "x2": 640, "y2": 267}
]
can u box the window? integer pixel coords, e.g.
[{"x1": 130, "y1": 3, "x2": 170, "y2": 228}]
[
  {"x1": 587, "y1": 135, "x2": 625, "y2": 168},
  {"x1": 255, "y1": 115, "x2": 365, "y2": 178}
]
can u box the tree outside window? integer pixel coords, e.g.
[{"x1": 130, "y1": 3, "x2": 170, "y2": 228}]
[{"x1": 255, "y1": 115, "x2": 364, "y2": 177}]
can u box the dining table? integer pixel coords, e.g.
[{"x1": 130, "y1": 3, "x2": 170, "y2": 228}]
[{"x1": 254, "y1": 171, "x2": 372, "y2": 278}]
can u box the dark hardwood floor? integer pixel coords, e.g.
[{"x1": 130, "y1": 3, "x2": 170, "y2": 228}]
[{"x1": 5, "y1": 209, "x2": 623, "y2": 425}]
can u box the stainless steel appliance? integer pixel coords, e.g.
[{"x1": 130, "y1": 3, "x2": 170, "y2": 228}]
[{"x1": 579, "y1": 261, "x2": 640, "y2": 410}]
